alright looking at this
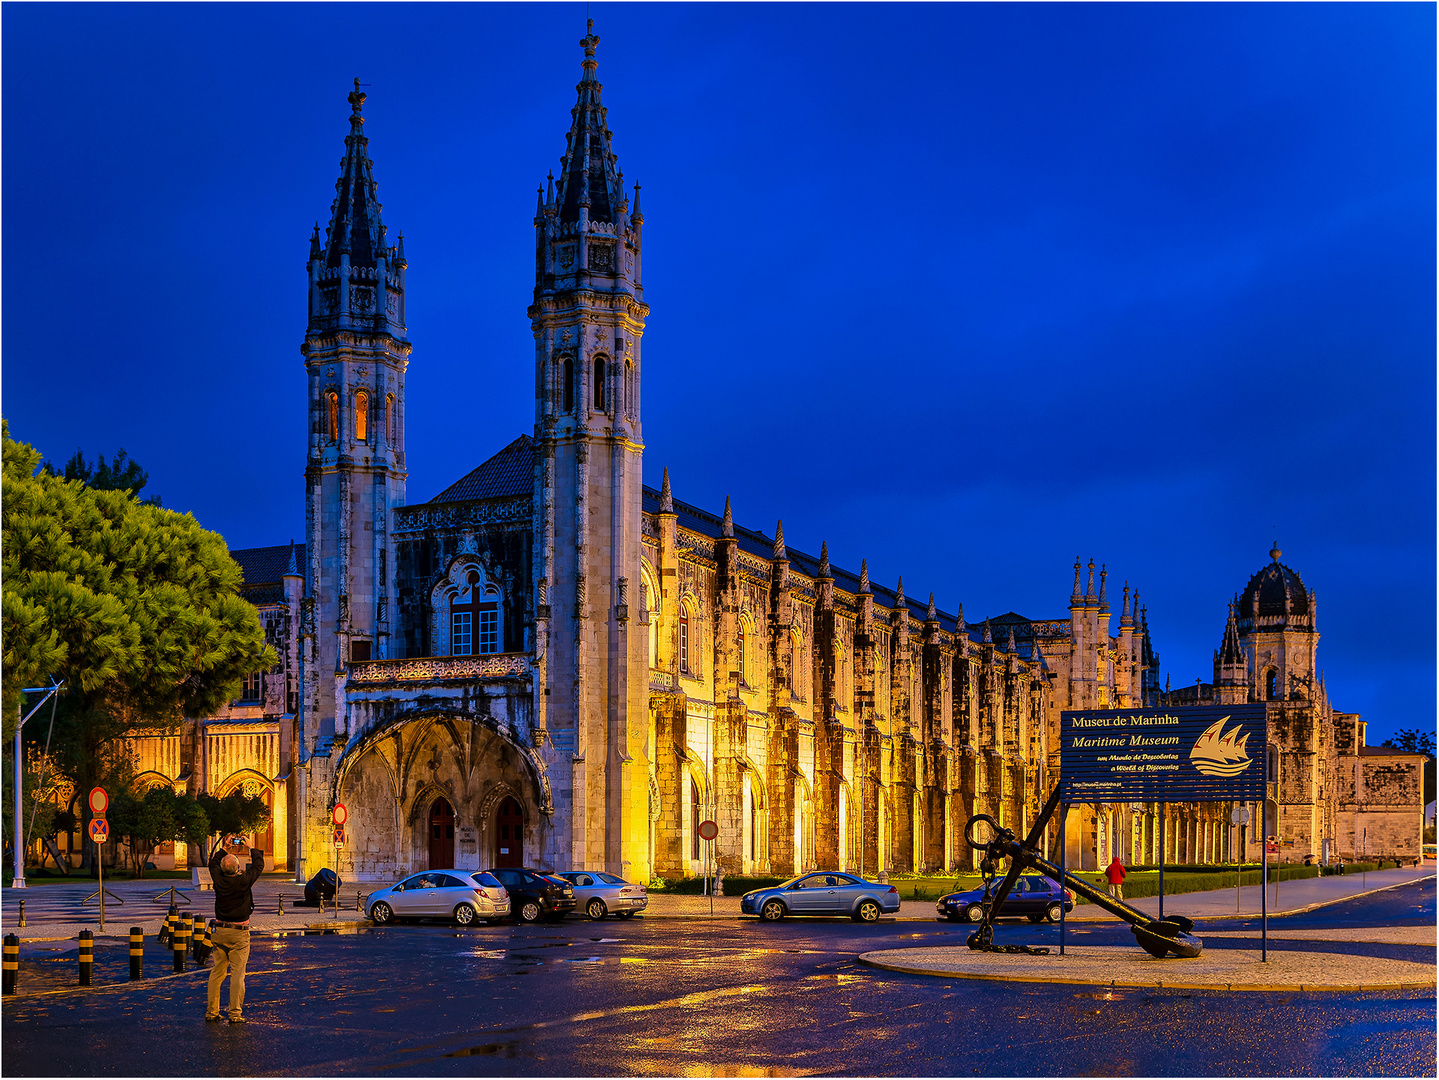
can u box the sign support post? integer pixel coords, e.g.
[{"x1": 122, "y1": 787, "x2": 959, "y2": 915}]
[{"x1": 1158, "y1": 803, "x2": 1165, "y2": 921}]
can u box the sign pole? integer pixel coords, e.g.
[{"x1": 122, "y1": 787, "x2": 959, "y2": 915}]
[
  {"x1": 97, "y1": 838, "x2": 105, "y2": 932},
  {"x1": 1058, "y1": 802, "x2": 1067, "y2": 956},
  {"x1": 1157, "y1": 802, "x2": 1165, "y2": 922},
  {"x1": 1261, "y1": 825, "x2": 1268, "y2": 962}
]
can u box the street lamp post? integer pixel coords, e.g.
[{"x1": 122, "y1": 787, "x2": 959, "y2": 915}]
[{"x1": 12, "y1": 683, "x2": 64, "y2": 889}]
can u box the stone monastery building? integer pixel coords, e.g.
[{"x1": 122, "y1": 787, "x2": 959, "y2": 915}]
[{"x1": 126, "y1": 29, "x2": 1421, "y2": 883}]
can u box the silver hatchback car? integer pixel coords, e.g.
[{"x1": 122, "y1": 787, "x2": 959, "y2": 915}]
[
  {"x1": 740, "y1": 872, "x2": 901, "y2": 922},
  {"x1": 365, "y1": 869, "x2": 510, "y2": 926},
  {"x1": 558, "y1": 870, "x2": 648, "y2": 919}
]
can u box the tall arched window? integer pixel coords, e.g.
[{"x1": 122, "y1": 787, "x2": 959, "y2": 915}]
[
  {"x1": 594, "y1": 357, "x2": 607, "y2": 412},
  {"x1": 625, "y1": 359, "x2": 634, "y2": 417},
  {"x1": 562, "y1": 357, "x2": 574, "y2": 413},
  {"x1": 737, "y1": 622, "x2": 746, "y2": 684},
  {"x1": 447, "y1": 569, "x2": 502, "y2": 657},
  {"x1": 354, "y1": 389, "x2": 369, "y2": 442},
  {"x1": 1265, "y1": 669, "x2": 1278, "y2": 700},
  {"x1": 678, "y1": 608, "x2": 691, "y2": 675},
  {"x1": 386, "y1": 394, "x2": 396, "y2": 446},
  {"x1": 326, "y1": 392, "x2": 339, "y2": 442}
]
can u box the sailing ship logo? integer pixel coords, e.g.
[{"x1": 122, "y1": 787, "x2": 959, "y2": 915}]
[{"x1": 1189, "y1": 716, "x2": 1253, "y2": 777}]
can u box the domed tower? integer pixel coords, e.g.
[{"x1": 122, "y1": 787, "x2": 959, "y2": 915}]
[
  {"x1": 529, "y1": 23, "x2": 651, "y2": 878},
  {"x1": 1235, "y1": 543, "x2": 1318, "y2": 702}
]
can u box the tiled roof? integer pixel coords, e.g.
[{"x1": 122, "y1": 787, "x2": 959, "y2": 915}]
[
  {"x1": 428, "y1": 435, "x2": 534, "y2": 503},
  {"x1": 230, "y1": 543, "x2": 305, "y2": 587},
  {"x1": 641, "y1": 487, "x2": 970, "y2": 635}
]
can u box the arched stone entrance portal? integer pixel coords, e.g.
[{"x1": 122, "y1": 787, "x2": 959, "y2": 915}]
[
  {"x1": 495, "y1": 797, "x2": 523, "y2": 867},
  {"x1": 429, "y1": 797, "x2": 455, "y2": 868}
]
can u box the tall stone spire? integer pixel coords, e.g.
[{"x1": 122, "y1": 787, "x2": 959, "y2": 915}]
[
  {"x1": 1071, "y1": 557, "x2": 1082, "y2": 602},
  {"x1": 721, "y1": 495, "x2": 733, "y2": 538},
  {"x1": 1099, "y1": 564, "x2": 1108, "y2": 610},
  {"x1": 894, "y1": 576, "x2": 905, "y2": 611},
  {"x1": 658, "y1": 467, "x2": 673, "y2": 512},
  {"x1": 1084, "y1": 559, "x2": 1096, "y2": 602},
  {"x1": 818, "y1": 541, "x2": 831, "y2": 578},
  {"x1": 550, "y1": 20, "x2": 631, "y2": 229},
  {"x1": 926, "y1": 592, "x2": 937, "y2": 622},
  {"x1": 773, "y1": 520, "x2": 786, "y2": 560},
  {"x1": 983, "y1": 619, "x2": 993, "y2": 644},
  {"x1": 858, "y1": 559, "x2": 870, "y2": 594},
  {"x1": 1121, "y1": 581, "x2": 1132, "y2": 627},
  {"x1": 1007, "y1": 626, "x2": 1017, "y2": 653}
]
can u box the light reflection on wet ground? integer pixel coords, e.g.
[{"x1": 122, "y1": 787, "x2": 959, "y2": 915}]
[{"x1": 1, "y1": 880, "x2": 1432, "y2": 1077}]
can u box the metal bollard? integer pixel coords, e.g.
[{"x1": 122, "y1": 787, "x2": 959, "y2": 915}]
[
  {"x1": 277, "y1": 892, "x2": 284, "y2": 915},
  {"x1": 172, "y1": 914, "x2": 188, "y2": 972},
  {"x1": 18, "y1": 900, "x2": 25, "y2": 928},
  {"x1": 189, "y1": 913, "x2": 204, "y2": 962},
  {"x1": 200, "y1": 919, "x2": 212, "y2": 962},
  {"x1": 129, "y1": 927, "x2": 143, "y2": 980},
  {"x1": 357, "y1": 890, "x2": 363, "y2": 912},
  {"x1": 78, "y1": 930, "x2": 93, "y2": 986},
  {"x1": 3, "y1": 933, "x2": 18, "y2": 996}
]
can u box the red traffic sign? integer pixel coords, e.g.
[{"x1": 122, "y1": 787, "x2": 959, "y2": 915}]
[
  {"x1": 697, "y1": 820, "x2": 718, "y2": 841},
  {"x1": 332, "y1": 826, "x2": 346, "y2": 846},
  {"x1": 89, "y1": 819, "x2": 109, "y2": 844},
  {"x1": 332, "y1": 803, "x2": 348, "y2": 826},
  {"x1": 88, "y1": 787, "x2": 109, "y2": 815}
]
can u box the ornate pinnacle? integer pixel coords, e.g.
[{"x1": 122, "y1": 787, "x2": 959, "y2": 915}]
[
  {"x1": 818, "y1": 541, "x2": 831, "y2": 578},
  {"x1": 1072, "y1": 557, "x2": 1082, "y2": 600},
  {"x1": 348, "y1": 77, "x2": 366, "y2": 118},
  {"x1": 659, "y1": 467, "x2": 673, "y2": 513},
  {"x1": 1007, "y1": 626, "x2": 1017, "y2": 653},
  {"x1": 894, "y1": 576, "x2": 905, "y2": 610},
  {"x1": 859, "y1": 559, "x2": 870, "y2": 594},
  {"x1": 1099, "y1": 564, "x2": 1108, "y2": 605},
  {"x1": 773, "y1": 520, "x2": 786, "y2": 560},
  {"x1": 1085, "y1": 559, "x2": 1096, "y2": 600},
  {"x1": 983, "y1": 619, "x2": 992, "y2": 644},
  {"x1": 926, "y1": 593, "x2": 937, "y2": 621},
  {"x1": 721, "y1": 495, "x2": 734, "y2": 538}
]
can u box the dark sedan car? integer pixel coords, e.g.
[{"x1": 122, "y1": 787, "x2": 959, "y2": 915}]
[
  {"x1": 937, "y1": 874, "x2": 1074, "y2": 923},
  {"x1": 486, "y1": 866, "x2": 577, "y2": 923}
]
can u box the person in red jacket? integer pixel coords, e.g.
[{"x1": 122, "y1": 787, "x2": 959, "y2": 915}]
[{"x1": 1104, "y1": 855, "x2": 1128, "y2": 900}]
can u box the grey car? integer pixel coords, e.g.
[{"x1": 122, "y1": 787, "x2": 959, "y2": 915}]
[
  {"x1": 558, "y1": 870, "x2": 649, "y2": 919},
  {"x1": 739, "y1": 872, "x2": 901, "y2": 922},
  {"x1": 365, "y1": 869, "x2": 510, "y2": 926}
]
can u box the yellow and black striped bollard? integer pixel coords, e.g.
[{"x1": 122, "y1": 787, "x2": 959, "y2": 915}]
[
  {"x1": 172, "y1": 914, "x2": 188, "y2": 972},
  {"x1": 78, "y1": 930, "x2": 93, "y2": 986},
  {"x1": 129, "y1": 926, "x2": 143, "y2": 980},
  {"x1": 200, "y1": 918, "x2": 212, "y2": 962},
  {"x1": 3, "y1": 933, "x2": 18, "y2": 996},
  {"x1": 158, "y1": 905, "x2": 176, "y2": 946}
]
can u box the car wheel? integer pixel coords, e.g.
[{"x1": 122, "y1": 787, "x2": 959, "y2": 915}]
[
  {"x1": 760, "y1": 899, "x2": 786, "y2": 922},
  {"x1": 965, "y1": 904, "x2": 985, "y2": 923},
  {"x1": 856, "y1": 900, "x2": 881, "y2": 923},
  {"x1": 519, "y1": 900, "x2": 543, "y2": 923},
  {"x1": 369, "y1": 901, "x2": 393, "y2": 925},
  {"x1": 586, "y1": 898, "x2": 607, "y2": 920},
  {"x1": 453, "y1": 903, "x2": 477, "y2": 927},
  {"x1": 1046, "y1": 903, "x2": 1063, "y2": 923}
]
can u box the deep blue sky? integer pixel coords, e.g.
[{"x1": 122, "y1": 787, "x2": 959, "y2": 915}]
[{"x1": 4, "y1": 4, "x2": 1433, "y2": 744}]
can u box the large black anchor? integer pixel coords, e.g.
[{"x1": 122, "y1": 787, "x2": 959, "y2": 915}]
[{"x1": 964, "y1": 787, "x2": 1202, "y2": 959}]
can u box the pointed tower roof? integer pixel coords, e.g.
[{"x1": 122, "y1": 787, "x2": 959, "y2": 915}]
[
  {"x1": 894, "y1": 576, "x2": 905, "y2": 611},
  {"x1": 659, "y1": 467, "x2": 674, "y2": 513},
  {"x1": 818, "y1": 541, "x2": 831, "y2": 578},
  {"x1": 555, "y1": 21, "x2": 626, "y2": 225},
  {"x1": 926, "y1": 592, "x2": 937, "y2": 621},
  {"x1": 773, "y1": 520, "x2": 786, "y2": 560},
  {"x1": 721, "y1": 496, "x2": 734, "y2": 538},
  {"x1": 858, "y1": 559, "x2": 870, "y2": 594},
  {"x1": 1219, "y1": 599, "x2": 1245, "y2": 665},
  {"x1": 323, "y1": 79, "x2": 389, "y2": 270},
  {"x1": 1098, "y1": 564, "x2": 1108, "y2": 609},
  {"x1": 1071, "y1": 557, "x2": 1082, "y2": 602},
  {"x1": 1084, "y1": 559, "x2": 1096, "y2": 601}
]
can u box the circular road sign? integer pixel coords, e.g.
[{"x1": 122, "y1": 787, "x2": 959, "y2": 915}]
[
  {"x1": 88, "y1": 787, "x2": 109, "y2": 815},
  {"x1": 697, "y1": 820, "x2": 718, "y2": 841},
  {"x1": 1231, "y1": 806, "x2": 1251, "y2": 826},
  {"x1": 89, "y1": 818, "x2": 109, "y2": 844},
  {"x1": 332, "y1": 803, "x2": 348, "y2": 826}
]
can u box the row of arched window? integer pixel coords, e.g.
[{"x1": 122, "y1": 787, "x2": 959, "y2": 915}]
[
  {"x1": 558, "y1": 354, "x2": 635, "y2": 418},
  {"x1": 324, "y1": 389, "x2": 397, "y2": 446}
]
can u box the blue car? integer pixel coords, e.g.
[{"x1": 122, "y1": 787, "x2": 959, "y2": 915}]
[
  {"x1": 937, "y1": 874, "x2": 1074, "y2": 923},
  {"x1": 740, "y1": 872, "x2": 901, "y2": 922}
]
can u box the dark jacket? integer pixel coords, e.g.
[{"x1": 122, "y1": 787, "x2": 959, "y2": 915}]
[{"x1": 210, "y1": 847, "x2": 265, "y2": 923}]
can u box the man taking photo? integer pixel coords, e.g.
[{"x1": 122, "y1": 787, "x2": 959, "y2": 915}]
[{"x1": 206, "y1": 837, "x2": 264, "y2": 1024}]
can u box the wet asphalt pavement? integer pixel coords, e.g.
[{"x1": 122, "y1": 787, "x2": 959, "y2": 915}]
[{"x1": 2, "y1": 881, "x2": 1432, "y2": 1076}]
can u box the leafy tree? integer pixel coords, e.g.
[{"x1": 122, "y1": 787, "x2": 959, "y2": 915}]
[
  {"x1": 41, "y1": 447, "x2": 161, "y2": 506},
  {"x1": 109, "y1": 786, "x2": 211, "y2": 878},
  {"x1": 2, "y1": 422, "x2": 275, "y2": 866},
  {"x1": 1381, "y1": 729, "x2": 1436, "y2": 805},
  {"x1": 196, "y1": 790, "x2": 271, "y2": 862}
]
